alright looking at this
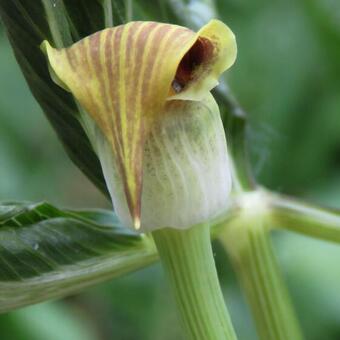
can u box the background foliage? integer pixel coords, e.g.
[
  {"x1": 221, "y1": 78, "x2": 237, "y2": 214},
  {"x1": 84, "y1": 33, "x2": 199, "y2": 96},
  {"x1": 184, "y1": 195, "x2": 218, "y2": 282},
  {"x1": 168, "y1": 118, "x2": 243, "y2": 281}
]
[{"x1": 1, "y1": 0, "x2": 340, "y2": 339}]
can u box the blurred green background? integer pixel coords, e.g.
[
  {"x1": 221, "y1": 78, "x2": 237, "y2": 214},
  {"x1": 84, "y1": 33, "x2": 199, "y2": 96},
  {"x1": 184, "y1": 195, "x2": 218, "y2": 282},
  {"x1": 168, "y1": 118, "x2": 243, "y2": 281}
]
[{"x1": 1, "y1": 0, "x2": 340, "y2": 339}]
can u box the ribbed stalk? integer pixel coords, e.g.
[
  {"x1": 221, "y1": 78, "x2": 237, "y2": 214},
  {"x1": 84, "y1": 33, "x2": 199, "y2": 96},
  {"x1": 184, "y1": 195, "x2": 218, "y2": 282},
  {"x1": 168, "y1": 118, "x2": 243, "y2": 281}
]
[
  {"x1": 153, "y1": 223, "x2": 237, "y2": 340},
  {"x1": 221, "y1": 220, "x2": 303, "y2": 340},
  {"x1": 269, "y1": 192, "x2": 340, "y2": 243}
]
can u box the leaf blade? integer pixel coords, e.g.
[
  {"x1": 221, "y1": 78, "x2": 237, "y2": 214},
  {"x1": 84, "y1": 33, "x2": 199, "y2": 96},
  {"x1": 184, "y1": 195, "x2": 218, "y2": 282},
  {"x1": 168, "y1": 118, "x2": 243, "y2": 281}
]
[{"x1": 0, "y1": 202, "x2": 157, "y2": 313}]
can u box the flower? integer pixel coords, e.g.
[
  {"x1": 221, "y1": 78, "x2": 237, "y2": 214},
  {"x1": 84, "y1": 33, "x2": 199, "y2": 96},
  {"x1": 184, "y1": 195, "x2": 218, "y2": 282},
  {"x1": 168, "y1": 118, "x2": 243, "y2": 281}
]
[{"x1": 42, "y1": 19, "x2": 237, "y2": 231}]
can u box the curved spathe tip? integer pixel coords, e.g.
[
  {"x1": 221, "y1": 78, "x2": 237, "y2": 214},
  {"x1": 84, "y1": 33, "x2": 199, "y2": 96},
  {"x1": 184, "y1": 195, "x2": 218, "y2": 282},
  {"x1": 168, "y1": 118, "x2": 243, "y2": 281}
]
[{"x1": 169, "y1": 19, "x2": 237, "y2": 101}]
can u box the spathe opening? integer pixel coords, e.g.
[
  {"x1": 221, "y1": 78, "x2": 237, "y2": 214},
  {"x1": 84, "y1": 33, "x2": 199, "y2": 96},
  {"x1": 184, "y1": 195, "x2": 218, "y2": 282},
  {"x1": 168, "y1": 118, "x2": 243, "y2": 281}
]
[{"x1": 172, "y1": 37, "x2": 214, "y2": 93}]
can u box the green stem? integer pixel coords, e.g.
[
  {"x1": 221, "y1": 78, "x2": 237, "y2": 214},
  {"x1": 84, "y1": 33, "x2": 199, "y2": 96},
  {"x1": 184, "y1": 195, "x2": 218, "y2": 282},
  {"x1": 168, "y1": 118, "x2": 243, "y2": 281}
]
[
  {"x1": 42, "y1": 0, "x2": 73, "y2": 48},
  {"x1": 125, "y1": 0, "x2": 133, "y2": 22},
  {"x1": 269, "y1": 192, "x2": 340, "y2": 243},
  {"x1": 103, "y1": 0, "x2": 113, "y2": 28},
  {"x1": 215, "y1": 78, "x2": 255, "y2": 192},
  {"x1": 221, "y1": 219, "x2": 303, "y2": 340},
  {"x1": 153, "y1": 223, "x2": 237, "y2": 340}
]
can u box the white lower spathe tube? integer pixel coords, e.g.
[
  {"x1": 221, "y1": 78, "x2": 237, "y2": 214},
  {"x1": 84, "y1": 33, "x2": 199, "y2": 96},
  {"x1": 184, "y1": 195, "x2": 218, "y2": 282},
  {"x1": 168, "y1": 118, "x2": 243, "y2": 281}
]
[{"x1": 93, "y1": 93, "x2": 231, "y2": 232}]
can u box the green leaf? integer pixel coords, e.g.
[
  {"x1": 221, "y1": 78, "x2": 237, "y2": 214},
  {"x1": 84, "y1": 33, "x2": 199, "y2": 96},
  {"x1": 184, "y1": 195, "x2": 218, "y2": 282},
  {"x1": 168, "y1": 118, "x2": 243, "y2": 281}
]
[
  {"x1": 0, "y1": 201, "x2": 157, "y2": 313},
  {"x1": 0, "y1": 1, "x2": 110, "y2": 196}
]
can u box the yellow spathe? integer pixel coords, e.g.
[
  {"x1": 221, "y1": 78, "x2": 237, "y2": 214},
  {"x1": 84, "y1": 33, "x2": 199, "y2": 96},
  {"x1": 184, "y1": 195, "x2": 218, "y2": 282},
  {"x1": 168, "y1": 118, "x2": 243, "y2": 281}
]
[{"x1": 42, "y1": 20, "x2": 237, "y2": 229}]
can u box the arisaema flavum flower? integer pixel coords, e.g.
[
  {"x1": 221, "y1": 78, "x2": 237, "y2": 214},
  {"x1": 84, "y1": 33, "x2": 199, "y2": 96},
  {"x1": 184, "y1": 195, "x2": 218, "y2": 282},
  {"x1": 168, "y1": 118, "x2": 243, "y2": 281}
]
[{"x1": 42, "y1": 19, "x2": 237, "y2": 232}]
